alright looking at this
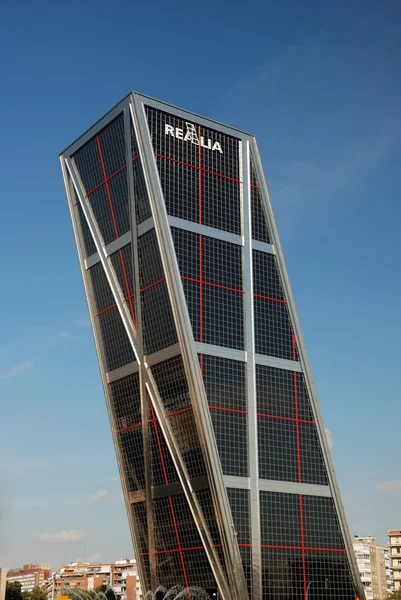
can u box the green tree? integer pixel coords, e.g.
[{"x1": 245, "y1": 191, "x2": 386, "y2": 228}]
[
  {"x1": 29, "y1": 588, "x2": 47, "y2": 600},
  {"x1": 388, "y1": 591, "x2": 401, "y2": 600},
  {"x1": 5, "y1": 582, "x2": 24, "y2": 600}
]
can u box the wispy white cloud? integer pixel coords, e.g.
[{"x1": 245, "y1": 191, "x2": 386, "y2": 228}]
[
  {"x1": 0, "y1": 361, "x2": 33, "y2": 380},
  {"x1": 376, "y1": 480, "x2": 401, "y2": 492},
  {"x1": 90, "y1": 489, "x2": 108, "y2": 503},
  {"x1": 54, "y1": 331, "x2": 70, "y2": 339},
  {"x1": 325, "y1": 429, "x2": 333, "y2": 450},
  {"x1": 39, "y1": 529, "x2": 83, "y2": 544}
]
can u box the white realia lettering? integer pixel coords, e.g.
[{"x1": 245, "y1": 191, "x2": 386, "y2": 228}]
[{"x1": 164, "y1": 122, "x2": 223, "y2": 153}]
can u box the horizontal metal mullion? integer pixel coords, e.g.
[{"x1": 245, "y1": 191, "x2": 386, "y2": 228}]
[
  {"x1": 195, "y1": 342, "x2": 246, "y2": 363},
  {"x1": 151, "y1": 477, "x2": 209, "y2": 500},
  {"x1": 144, "y1": 343, "x2": 181, "y2": 368},
  {"x1": 106, "y1": 361, "x2": 138, "y2": 383},
  {"x1": 223, "y1": 476, "x2": 331, "y2": 498},
  {"x1": 259, "y1": 479, "x2": 332, "y2": 498},
  {"x1": 195, "y1": 342, "x2": 302, "y2": 373},
  {"x1": 255, "y1": 353, "x2": 302, "y2": 372},
  {"x1": 223, "y1": 476, "x2": 251, "y2": 490},
  {"x1": 252, "y1": 240, "x2": 275, "y2": 255},
  {"x1": 129, "y1": 490, "x2": 146, "y2": 504},
  {"x1": 84, "y1": 230, "x2": 132, "y2": 269},
  {"x1": 138, "y1": 217, "x2": 154, "y2": 237},
  {"x1": 168, "y1": 216, "x2": 244, "y2": 246}
]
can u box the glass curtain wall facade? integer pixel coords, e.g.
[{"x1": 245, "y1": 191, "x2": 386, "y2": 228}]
[{"x1": 60, "y1": 92, "x2": 364, "y2": 600}]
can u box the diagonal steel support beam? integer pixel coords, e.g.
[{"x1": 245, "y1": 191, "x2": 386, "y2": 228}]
[
  {"x1": 250, "y1": 138, "x2": 365, "y2": 600},
  {"x1": 130, "y1": 93, "x2": 249, "y2": 600},
  {"x1": 64, "y1": 109, "x2": 232, "y2": 600}
]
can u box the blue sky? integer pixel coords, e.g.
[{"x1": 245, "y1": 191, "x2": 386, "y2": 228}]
[{"x1": 0, "y1": 0, "x2": 400, "y2": 571}]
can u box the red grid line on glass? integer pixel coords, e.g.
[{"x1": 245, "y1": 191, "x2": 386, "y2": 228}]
[
  {"x1": 73, "y1": 156, "x2": 140, "y2": 205},
  {"x1": 261, "y1": 545, "x2": 345, "y2": 553},
  {"x1": 165, "y1": 407, "x2": 193, "y2": 419},
  {"x1": 95, "y1": 275, "x2": 286, "y2": 318},
  {"x1": 94, "y1": 292, "x2": 135, "y2": 318},
  {"x1": 84, "y1": 155, "x2": 140, "y2": 198},
  {"x1": 209, "y1": 405, "x2": 248, "y2": 415},
  {"x1": 119, "y1": 249, "x2": 136, "y2": 326},
  {"x1": 257, "y1": 413, "x2": 315, "y2": 425},
  {"x1": 300, "y1": 494, "x2": 307, "y2": 599},
  {"x1": 254, "y1": 293, "x2": 286, "y2": 304},
  {"x1": 148, "y1": 399, "x2": 189, "y2": 588},
  {"x1": 140, "y1": 277, "x2": 166, "y2": 293},
  {"x1": 155, "y1": 153, "x2": 242, "y2": 183},
  {"x1": 140, "y1": 544, "x2": 222, "y2": 557},
  {"x1": 251, "y1": 184, "x2": 260, "y2": 190},
  {"x1": 181, "y1": 275, "x2": 244, "y2": 295},
  {"x1": 93, "y1": 137, "x2": 136, "y2": 327},
  {"x1": 199, "y1": 126, "x2": 204, "y2": 377},
  {"x1": 116, "y1": 417, "x2": 158, "y2": 434},
  {"x1": 96, "y1": 136, "x2": 119, "y2": 239}
]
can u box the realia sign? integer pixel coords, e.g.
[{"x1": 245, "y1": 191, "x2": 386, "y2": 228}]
[{"x1": 165, "y1": 122, "x2": 223, "y2": 153}]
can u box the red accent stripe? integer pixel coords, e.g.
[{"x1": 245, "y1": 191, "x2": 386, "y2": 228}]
[
  {"x1": 199, "y1": 239, "x2": 203, "y2": 339},
  {"x1": 254, "y1": 293, "x2": 286, "y2": 303},
  {"x1": 117, "y1": 417, "x2": 157, "y2": 433},
  {"x1": 209, "y1": 405, "x2": 248, "y2": 415},
  {"x1": 95, "y1": 277, "x2": 165, "y2": 318},
  {"x1": 85, "y1": 164, "x2": 127, "y2": 197},
  {"x1": 149, "y1": 400, "x2": 169, "y2": 486},
  {"x1": 257, "y1": 413, "x2": 315, "y2": 425},
  {"x1": 95, "y1": 304, "x2": 117, "y2": 317},
  {"x1": 251, "y1": 184, "x2": 260, "y2": 189},
  {"x1": 169, "y1": 496, "x2": 189, "y2": 589},
  {"x1": 199, "y1": 126, "x2": 203, "y2": 383},
  {"x1": 123, "y1": 292, "x2": 135, "y2": 303},
  {"x1": 155, "y1": 153, "x2": 242, "y2": 183},
  {"x1": 140, "y1": 277, "x2": 166, "y2": 293},
  {"x1": 260, "y1": 544, "x2": 345, "y2": 553},
  {"x1": 84, "y1": 155, "x2": 140, "y2": 197},
  {"x1": 148, "y1": 399, "x2": 189, "y2": 588},
  {"x1": 300, "y1": 495, "x2": 307, "y2": 599},
  {"x1": 181, "y1": 275, "x2": 244, "y2": 295},
  {"x1": 96, "y1": 136, "x2": 119, "y2": 239},
  {"x1": 165, "y1": 407, "x2": 193, "y2": 418},
  {"x1": 142, "y1": 544, "x2": 345, "y2": 555},
  {"x1": 141, "y1": 545, "x2": 222, "y2": 557},
  {"x1": 119, "y1": 249, "x2": 136, "y2": 326},
  {"x1": 116, "y1": 423, "x2": 142, "y2": 433}
]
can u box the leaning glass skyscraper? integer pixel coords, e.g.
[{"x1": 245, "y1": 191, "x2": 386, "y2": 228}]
[{"x1": 60, "y1": 92, "x2": 364, "y2": 600}]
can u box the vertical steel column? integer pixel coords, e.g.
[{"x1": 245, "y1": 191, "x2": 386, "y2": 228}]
[
  {"x1": 242, "y1": 139, "x2": 262, "y2": 599},
  {"x1": 124, "y1": 107, "x2": 156, "y2": 593},
  {"x1": 60, "y1": 145, "x2": 148, "y2": 595},
  {"x1": 130, "y1": 94, "x2": 247, "y2": 600},
  {"x1": 249, "y1": 139, "x2": 365, "y2": 600}
]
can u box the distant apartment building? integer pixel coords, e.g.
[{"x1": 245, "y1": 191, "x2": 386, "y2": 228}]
[
  {"x1": 383, "y1": 546, "x2": 394, "y2": 596},
  {"x1": 1, "y1": 568, "x2": 7, "y2": 600},
  {"x1": 7, "y1": 564, "x2": 51, "y2": 593},
  {"x1": 44, "y1": 559, "x2": 141, "y2": 600},
  {"x1": 353, "y1": 536, "x2": 392, "y2": 600},
  {"x1": 389, "y1": 529, "x2": 401, "y2": 592}
]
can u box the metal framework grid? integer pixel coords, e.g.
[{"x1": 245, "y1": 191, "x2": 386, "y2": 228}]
[{"x1": 60, "y1": 92, "x2": 365, "y2": 600}]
